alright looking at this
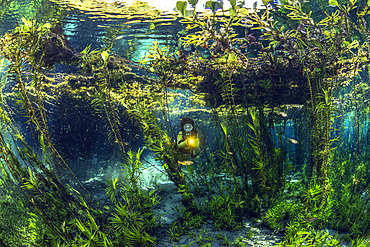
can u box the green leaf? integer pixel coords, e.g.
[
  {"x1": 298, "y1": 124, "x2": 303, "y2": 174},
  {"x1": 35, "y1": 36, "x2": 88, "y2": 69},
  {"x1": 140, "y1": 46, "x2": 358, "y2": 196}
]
[
  {"x1": 87, "y1": 211, "x2": 99, "y2": 231},
  {"x1": 220, "y1": 122, "x2": 228, "y2": 137},
  {"x1": 229, "y1": 7, "x2": 236, "y2": 17},
  {"x1": 101, "y1": 50, "x2": 109, "y2": 63},
  {"x1": 262, "y1": 0, "x2": 273, "y2": 6},
  {"x1": 176, "y1": 1, "x2": 187, "y2": 16},
  {"x1": 205, "y1": 1, "x2": 218, "y2": 12},
  {"x1": 81, "y1": 45, "x2": 91, "y2": 55},
  {"x1": 42, "y1": 23, "x2": 51, "y2": 29},
  {"x1": 329, "y1": 0, "x2": 339, "y2": 6},
  {"x1": 238, "y1": 8, "x2": 249, "y2": 16},
  {"x1": 188, "y1": 0, "x2": 198, "y2": 7},
  {"x1": 229, "y1": 0, "x2": 236, "y2": 8}
]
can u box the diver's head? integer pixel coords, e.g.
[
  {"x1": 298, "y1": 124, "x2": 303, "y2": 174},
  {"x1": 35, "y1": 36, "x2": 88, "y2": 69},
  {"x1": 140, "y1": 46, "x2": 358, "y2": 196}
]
[{"x1": 181, "y1": 117, "x2": 194, "y2": 135}]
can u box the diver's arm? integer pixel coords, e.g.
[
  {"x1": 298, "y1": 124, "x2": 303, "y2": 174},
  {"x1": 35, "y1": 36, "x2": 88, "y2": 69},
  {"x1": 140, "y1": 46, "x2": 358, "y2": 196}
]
[
  {"x1": 177, "y1": 133, "x2": 188, "y2": 149},
  {"x1": 193, "y1": 135, "x2": 200, "y2": 148}
]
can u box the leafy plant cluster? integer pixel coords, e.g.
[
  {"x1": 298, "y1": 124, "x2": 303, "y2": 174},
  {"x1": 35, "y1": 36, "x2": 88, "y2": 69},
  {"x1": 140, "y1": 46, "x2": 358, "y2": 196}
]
[
  {"x1": 161, "y1": 0, "x2": 370, "y2": 245},
  {"x1": 104, "y1": 149, "x2": 161, "y2": 246},
  {"x1": 138, "y1": 6, "x2": 370, "y2": 245},
  {"x1": 0, "y1": 18, "x2": 162, "y2": 246}
]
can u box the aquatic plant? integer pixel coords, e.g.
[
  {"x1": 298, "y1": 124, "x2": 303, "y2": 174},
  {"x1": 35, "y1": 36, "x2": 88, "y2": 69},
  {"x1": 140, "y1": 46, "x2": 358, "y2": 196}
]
[
  {"x1": 0, "y1": 18, "x2": 92, "y2": 246},
  {"x1": 1, "y1": 0, "x2": 370, "y2": 245},
  {"x1": 0, "y1": 17, "x2": 161, "y2": 246},
  {"x1": 167, "y1": 0, "x2": 370, "y2": 243},
  {"x1": 124, "y1": 92, "x2": 198, "y2": 213},
  {"x1": 0, "y1": 165, "x2": 32, "y2": 245},
  {"x1": 201, "y1": 193, "x2": 243, "y2": 231},
  {"x1": 104, "y1": 149, "x2": 159, "y2": 246}
]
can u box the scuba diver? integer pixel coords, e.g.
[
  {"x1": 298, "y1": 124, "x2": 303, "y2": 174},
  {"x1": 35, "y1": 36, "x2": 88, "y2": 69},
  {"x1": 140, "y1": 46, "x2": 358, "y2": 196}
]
[{"x1": 177, "y1": 117, "x2": 200, "y2": 158}]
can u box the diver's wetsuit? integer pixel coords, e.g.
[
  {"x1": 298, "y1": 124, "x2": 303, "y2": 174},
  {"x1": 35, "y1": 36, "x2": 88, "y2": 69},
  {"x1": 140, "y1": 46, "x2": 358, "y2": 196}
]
[{"x1": 177, "y1": 129, "x2": 200, "y2": 157}]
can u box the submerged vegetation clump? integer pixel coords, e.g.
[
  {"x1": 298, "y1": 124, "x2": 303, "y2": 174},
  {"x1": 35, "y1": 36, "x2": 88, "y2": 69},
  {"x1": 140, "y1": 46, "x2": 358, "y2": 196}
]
[{"x1": 1, "y1": 0, "x2": 370, "y2": 246}]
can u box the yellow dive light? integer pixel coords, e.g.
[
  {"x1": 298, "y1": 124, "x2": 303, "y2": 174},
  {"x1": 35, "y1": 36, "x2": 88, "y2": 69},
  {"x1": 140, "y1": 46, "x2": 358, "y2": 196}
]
[{"x1": 188, "y1": 138, "x2": 195, "y2": 145}]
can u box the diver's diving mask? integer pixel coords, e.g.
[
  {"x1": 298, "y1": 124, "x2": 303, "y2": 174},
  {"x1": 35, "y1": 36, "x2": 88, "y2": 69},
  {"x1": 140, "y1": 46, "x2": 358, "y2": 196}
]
[{"x1": 184, "y1": 123, "x2": 193, "y2": 133}]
